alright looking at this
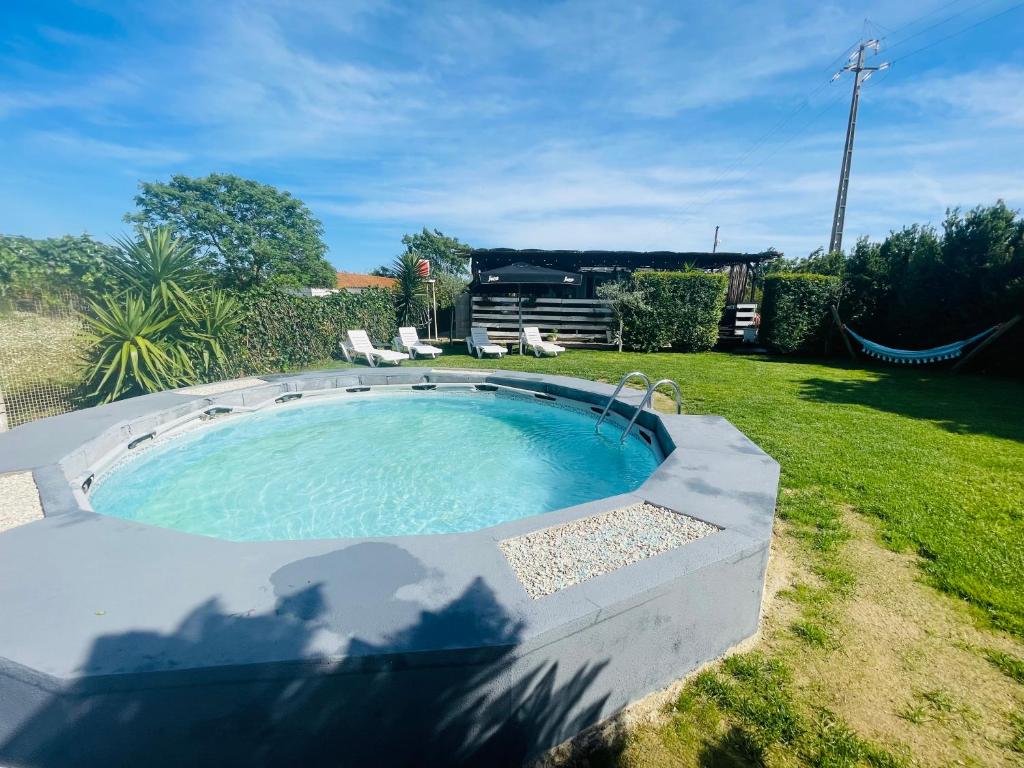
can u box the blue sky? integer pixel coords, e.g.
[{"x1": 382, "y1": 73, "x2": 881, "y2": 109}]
[{"x1": 2, "y1": 0, "x2": 1023, "y2": 272}]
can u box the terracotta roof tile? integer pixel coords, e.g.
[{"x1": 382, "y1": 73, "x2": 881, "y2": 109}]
[{"x1": 335, "y1": 272, "x2": 396, "y2": 289}]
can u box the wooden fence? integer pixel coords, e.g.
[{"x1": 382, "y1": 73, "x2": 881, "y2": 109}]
[{"x1": 469, "y1": 296, "x2": 614, "y2": 344}]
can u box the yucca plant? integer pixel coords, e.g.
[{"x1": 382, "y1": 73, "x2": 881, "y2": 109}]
[
  {"x1": 183, "y1": 290, "x2": 243, "y2": 378},
  {"x1": 82, "y1": 293, "x2": 193, "y2": 403},
  {"x1": 392, "y1": 251, "x2": 428, "y2": 327},
  {"x1": 110, "y1": 227, "x2": 203, "y2": 312}
]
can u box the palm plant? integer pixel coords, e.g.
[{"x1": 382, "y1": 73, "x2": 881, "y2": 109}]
[
  {"x1": 183, "y1": 290, "x2": 243, "y2": 378},
  {"x1": 110, "y1": 227, "x2": 203, "y2": 312},
  {"x1": 392, "y1": 251, "x2": 429, "y2": 327},
  {"x1": 82, "y1": 293, "x2": 193, "y2": 402}
]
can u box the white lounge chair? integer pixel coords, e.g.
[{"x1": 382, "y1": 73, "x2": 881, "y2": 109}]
[
  {"x1": 521, "y1": 326, "x2": 566, "y2": 357},
  {"x1": 392, "y1": 327, "x2": 443, "y2": 359},
  {"x1": 465, "y1": 326, "x2": 506, "y2": 358},
  {"x1": 341, "y1": 329, "x2": 409, "y2": 367}
]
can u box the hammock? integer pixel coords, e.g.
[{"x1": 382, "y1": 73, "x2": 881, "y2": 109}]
[{"x1": 843, "y1": 325, "x2": 998, "y2": 364}]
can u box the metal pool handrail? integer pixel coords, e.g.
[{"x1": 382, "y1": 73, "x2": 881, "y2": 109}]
[
  {"x1": 595, "y1": 371, "x2": 651, "y2": 433},
  {"x1": 618, "y1": 378, "x2": 684, "y2": 445}
]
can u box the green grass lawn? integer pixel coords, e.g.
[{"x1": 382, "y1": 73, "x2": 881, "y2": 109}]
[
  {"x1": 313, "y1": 347, "x2": 1024, "y2": 763},
  {"x1": 391, "y1": 348, "x2": 1024, "y2": 639}
]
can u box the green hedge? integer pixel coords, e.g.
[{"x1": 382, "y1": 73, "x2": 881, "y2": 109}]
[
  {"x1": 623, "y1": 271, "x2": 728, "y2": 352},
  {"x1": 760, "y1": 273, "x2": 840, "y2": 354},
  {"x1": 233, "y1": 287, "x2": 397, "y2": 373}
]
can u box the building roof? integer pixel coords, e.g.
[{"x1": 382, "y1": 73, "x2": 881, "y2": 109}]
[
  {"x1": 336, "y1": 272, "x2": 396, "y2": 290},
  {"x1": 471, "y1": 248, "x2": 778, "y2": 273}
]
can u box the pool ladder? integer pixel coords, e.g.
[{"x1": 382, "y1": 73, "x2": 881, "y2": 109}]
[{"x1": 595, "y1": 371, "x2": 683, "y2": 444}]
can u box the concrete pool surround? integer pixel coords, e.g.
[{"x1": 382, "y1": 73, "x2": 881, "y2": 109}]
[{"x1": 0, "y1": 368, "x2": 779, "y2": 767}]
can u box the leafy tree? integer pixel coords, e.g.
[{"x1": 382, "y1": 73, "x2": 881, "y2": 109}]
[
  {"x1": 431, "y1": 271, "x2": 468, "y2": 312},
  {"x1": 125, "y1": 173, "x2": 336, "y2": 290},
  {"x1": 391, "y1": 251, "x2": 429, "y2": 327},
  {"x1": 768, "y1": 247, "x2": 844, "y2": 277},
  {"x1": 937, "y1": 201, "x2": 1024, "y2": 340},
  {"x1": 596, "y1": 277, "x2": 648, "y2": 352},
  {"x1": 400, "y1": 228, "x2": 471, "y2": 277},
  {"x1": 0, "y1": 234, "x2": 122, "y2": 298}
]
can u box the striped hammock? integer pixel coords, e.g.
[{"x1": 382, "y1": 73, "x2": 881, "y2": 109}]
[{"x1": 843, "y1": 325, "x2": 998, "y2": 364}]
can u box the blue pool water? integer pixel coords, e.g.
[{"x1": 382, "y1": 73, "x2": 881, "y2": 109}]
[{"x1": 89, "y1": 392, "x2": 661, "y2": 541}]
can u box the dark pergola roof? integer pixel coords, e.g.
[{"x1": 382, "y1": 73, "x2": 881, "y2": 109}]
[
  {"x1": 478, "y1": 262, "x2": 582, "y2": 286},
  {"x1": 471, "y1": 248, "x2": 779, "y2": 273}
]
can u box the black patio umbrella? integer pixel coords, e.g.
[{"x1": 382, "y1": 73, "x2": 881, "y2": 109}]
[{"x1": 477, "y1": 262, "x2": 583, "y2": 354}]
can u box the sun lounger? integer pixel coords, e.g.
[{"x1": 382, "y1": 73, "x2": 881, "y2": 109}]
[
  {"x1": 341, "y1": 329, "x2": 410, "y2": 367},
  {"x1": 465, "y1": 327, "x2": 506, "y2": 358},
  {"x1": 393, "y1": 327, "x2": 443, "y2": 359}
]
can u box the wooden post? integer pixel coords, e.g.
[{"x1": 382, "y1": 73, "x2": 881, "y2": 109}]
[
  {"x1": 951, "y1": 314, "x2": 1021, "y2": 374},
  {"x1": 831, "y1": 305, "x2": 857, "y2": 361}
]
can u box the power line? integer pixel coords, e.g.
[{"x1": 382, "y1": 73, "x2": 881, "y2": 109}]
[
  {"x1": 890, "y1": 1, "x2": 1024, "y2": 64},
  {"x1": 684, "y1": 87, "x2": 850, "y2": 218},
  {"x1": 666, "y1": 1, "x2": 1020, "y2": 248},
  {"x1": 683, "y1": 37, "x2": 864, "y2": 206},
  {"x1": 873, "y1": 0, "x2": 973, "y2": 41},
  {"x1": 881, "y1": 0, "x2": 1000, "y2": 53}
]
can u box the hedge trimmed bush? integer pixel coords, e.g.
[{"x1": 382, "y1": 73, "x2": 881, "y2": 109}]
[
  {"x1": 233, "y1": 287, "x2": 397, "y2": 373},
  {"x1": 760, "y1": 273, "x2": 840, "y2": 354},
  {"x1": 622, "y1": 271, "x2": 728, "y2": 352}
]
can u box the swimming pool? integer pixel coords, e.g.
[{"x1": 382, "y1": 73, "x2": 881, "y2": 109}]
[{"x1": 89, "y1": 391, "x2": 661, "y2": 541}]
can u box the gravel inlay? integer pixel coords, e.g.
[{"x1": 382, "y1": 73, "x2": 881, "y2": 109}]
[
  {"x1": 500, "y1": 502, "x2": 720, "y2": 599},
  {"x1": 0, "y1": 471, "x2": 44, "y2": 532},
  {"x1": 178, "y1": 378, "x2": 268, "y2": 396}
]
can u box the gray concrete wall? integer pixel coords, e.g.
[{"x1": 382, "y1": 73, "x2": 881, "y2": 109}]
[
  {"x1": 0, "y1": 538, "x2": 767, "y2": 768},
  {"x1": 0, "y1": 369, "x2": 779, "y2": 768}
]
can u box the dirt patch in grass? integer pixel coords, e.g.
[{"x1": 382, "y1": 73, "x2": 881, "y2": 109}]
[
  {"x1": 792, "y1": 512, "x2": 1024, "y2": 767},
  {"x1": 539, "y1": 512, "x2": 1024, "y2": 767}
]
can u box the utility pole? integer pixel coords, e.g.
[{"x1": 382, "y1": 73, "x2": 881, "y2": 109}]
[
  {"x1": 828, "y1": 40, "x2": 889, "y2": 255},
  {"x1": 712, "y1": 225, "x2": 720, "y2": 253}
]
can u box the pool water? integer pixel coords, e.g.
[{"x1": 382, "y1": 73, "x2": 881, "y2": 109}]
[{"x1": 89, "y1": 392, "x2": 661, "y2": 541}]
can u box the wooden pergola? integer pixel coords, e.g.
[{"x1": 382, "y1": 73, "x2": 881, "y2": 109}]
[
  {"x1": 460, "y1": 248, "x2": 779, "y2": 346},
  {"x1": 470, "y1": 248, "x2": 778, "y2": 304}
]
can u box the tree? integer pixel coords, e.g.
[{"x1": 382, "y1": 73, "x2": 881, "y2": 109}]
[
  {"x1": 768, "y1": 247, "x2": 844, "y2": 277},
  {"x1": 596, "y1": 277, "x2": 648, "y2": 352},
  {"x1": 391, "y1": 251, "x2": 428, "y2": 327},
  {"x1": 400, "y1": 228, "x2": 471, "y2": 276},
  {"x1": 125, "y1": 174, "x2": 336, "y2": 290},
  {"x1": 0, "y1": 234, "x2": 122, "y2": 298}
]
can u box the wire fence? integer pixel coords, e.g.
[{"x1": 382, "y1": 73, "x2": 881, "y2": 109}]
[{"x1": 0, "y1": 292, "x2": 88, "y2": 431}]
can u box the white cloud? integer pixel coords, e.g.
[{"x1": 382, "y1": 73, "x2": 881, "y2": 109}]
[
  {"x1": 0, "y1": 73, "x2": 142, "y2": 119},
  {"x1": 1, "y1": 0, "x2": 1022, "y2": 267},
  {"x1": 885, "y1": 65, "x2": 1024, "y2": 126},
  {"x1": 30, "y1": 132, "x2": 189, "y2": 166}
]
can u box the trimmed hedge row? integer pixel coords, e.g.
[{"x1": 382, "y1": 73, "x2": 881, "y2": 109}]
[
  {"x1": 623, "y1": 271, "x2": 728, "y2": 352},
  {"x1": 760, "y1": 273, "x2": 841, "y2": 354},
  {"x1": 233, "y1": 287, "x2": 397, "y2": 373}
]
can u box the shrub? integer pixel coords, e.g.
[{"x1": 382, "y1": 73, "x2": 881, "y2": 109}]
[
  {"x1": 760, "y1": 273, "x2": 841, "y2": 354},
  {"x1": 79, "y1": 229, "x2": 239, "y2": 403},
  {"x1": 596, "y1": 277, "x2": 648, "y2": 352},
  {"x1": 622, "y1": 271, "x2": 728, "y2": 352},
  {"x1": 234, "y1": 287, "x2": 397, "y2": 373},
  {"x1": 0, "y1": 234, "x2": 123, "y2": 299},
  {"x1": 82, "y1": 293, "x2": 192, "y2": 403}
]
